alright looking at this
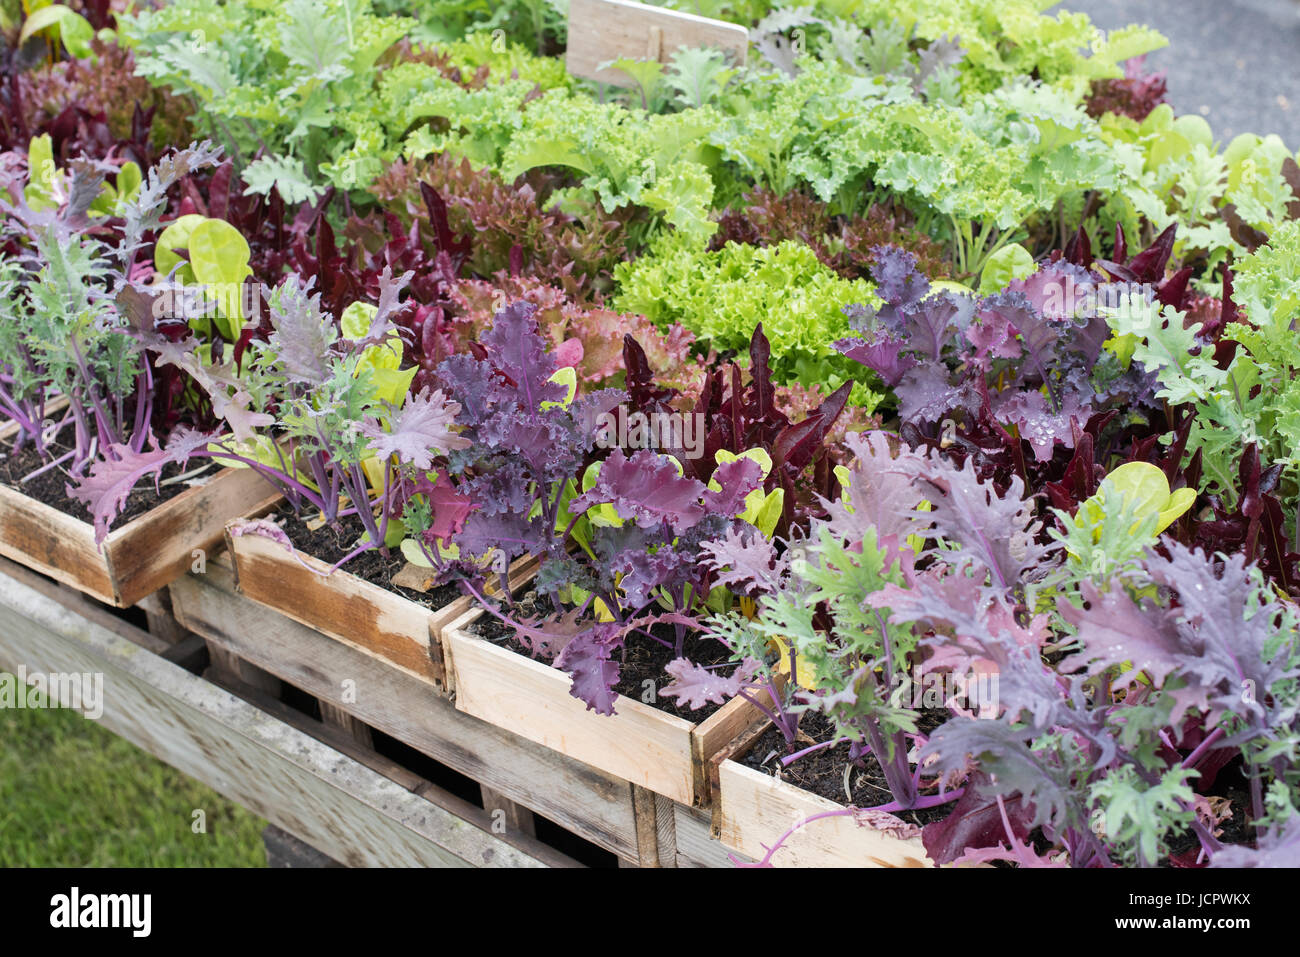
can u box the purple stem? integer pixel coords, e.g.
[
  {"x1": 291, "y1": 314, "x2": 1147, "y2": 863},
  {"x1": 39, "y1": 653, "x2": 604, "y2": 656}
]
[
  {"x1": 780, "y1": 736, "x2": 846, "y2": 767},
  {"x1": 20, "y1": 447, "x2": 75, "y2": 482},
  {"x1": 1182, "y1": 728, "x2": 1226, "y2": 770},
  {"x1": 736, "y1": 789, "x2": 964, "y2": 868}
]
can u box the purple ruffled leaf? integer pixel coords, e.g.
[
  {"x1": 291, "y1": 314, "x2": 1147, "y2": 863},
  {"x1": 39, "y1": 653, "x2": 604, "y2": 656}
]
[
  {"x1": 1211, "y1": 816, "x2": 1300, "y2": 868},
  {"x1": 360, "y1": 388, "x2": 469, "y2": 470},
  {"x1": 571, "y1": 447, "x2": 707, "y2": 534},
  {"x1": 660, "y1": 656, "x2": 762, "y2": 710},
  {"x1": 702, "y1": 455, "x2": 764, "y2": 517},
  {"x1": 834, "y1": 332, "x2": 917, "y2": 387},
  {"x1": 67, "y1": 427, "x2": 216, "y2": 543},
  {"x1": 993, "y1": 388, "x2": 1089, "y2": 463},
  {"x1": 701, "y1": 526, "x2": 783, "y2": 594}
]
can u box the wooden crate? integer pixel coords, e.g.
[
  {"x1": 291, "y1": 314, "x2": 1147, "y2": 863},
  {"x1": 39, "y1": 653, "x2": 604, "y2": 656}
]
[
  {"x1": 0, "y1": 557, "x2": 576, "y2": 867},
  {"x1": 566, "y1": 0, "x2": 748, "y2": 86},
  {"x1": 709, "y1": 718, "x2": 933, "y2": 867},
  {"x1": 170, "y1": 553, "x2": 673, "y2": 864},
  {"x1": 442, "y1": 607, "x2": 766, "y2": 808},
  {"x1": 0, "y1": 467, "x2": 278, "y2": 608},
  {"x1": 224, "y1": 522, "x2": 534, "y2": 691}
]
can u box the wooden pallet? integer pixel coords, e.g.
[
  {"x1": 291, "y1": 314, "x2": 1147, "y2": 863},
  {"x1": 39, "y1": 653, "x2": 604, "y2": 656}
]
[
  {"x1": 0, "y1": 556, "x2": 583, "y2": 867},
  {"x1": 0, "y1": 467, "x2": 279, "y2": 607},
  {"x1": 709, "y1": 717, "x2": 932, "y2": 867},
  {"x1": 168, "y1": 552, "x2": 740, "y2": 866},
  {"x1": 442, "y1": 605, "x2": 767, "y2": 808},
  {"x1": 224, "y1": 524, "x2": 537, "y2": 692}
]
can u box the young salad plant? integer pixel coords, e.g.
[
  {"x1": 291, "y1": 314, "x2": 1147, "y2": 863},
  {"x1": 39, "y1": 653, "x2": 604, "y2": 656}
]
[
  {"x1": 86, "y1": 264, "x2": 465, "y2": 557},
  {"x1": 399, "y1": 302, "x2": 814, "y2": 716},
  {"x1": 0, "y1": 140, "x2": 222, "y2": 502}
]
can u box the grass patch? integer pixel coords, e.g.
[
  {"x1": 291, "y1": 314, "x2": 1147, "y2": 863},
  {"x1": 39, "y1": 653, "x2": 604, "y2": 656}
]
[{"x1": 0, "y1": 702, "x2": 267, "y2": 867}]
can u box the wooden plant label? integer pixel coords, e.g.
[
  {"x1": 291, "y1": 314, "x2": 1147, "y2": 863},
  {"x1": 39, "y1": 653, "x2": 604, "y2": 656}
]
[{"x1": 566, "y1": 0, "x2": 748, "y2": 87}]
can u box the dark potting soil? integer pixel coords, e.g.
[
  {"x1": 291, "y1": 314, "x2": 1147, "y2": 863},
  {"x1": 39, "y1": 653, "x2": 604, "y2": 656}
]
[
  {"x1": 469, "y1": 589, "x2": 735, "y2": 721},
  {"x1": 0, "y1": 435, "x2": 194, "y2": 525},
  {"x1": 1161, "y1": 757, "x2": 1254, "y2": 866},
  {"x1": 274, "y1": 501, "x2": 461, "y2": 612},
  {"x1": 740, "y1": 709, "x2": 955, "y2": 829}
]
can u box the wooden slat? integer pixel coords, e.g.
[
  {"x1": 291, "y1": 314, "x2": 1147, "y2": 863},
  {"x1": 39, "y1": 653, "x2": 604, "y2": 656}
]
[
  {"x1": 106, "y1": 467, "x2": 280, "y2": 606},
  {"x1": 445, "y1": 627, "x2": 699, "y2": 804},
  {"x1": 136, "y1": 588, "x2": 188, "y2": 645},
  {"x1": 206, "y1": 662, "x2": 576, "y2": 868},
  {"x1": 0, "y1": 559, "x2": 559, "y2": 868},
  {"x1": 673, "y1": 802, "x2": 745, "y2": 867},
  {"x1": 566, "y1": 0, "x2": 748, "y2": 85},
  {"x1": 0, "y1": 466, "x2": 278, "y2": 607},
  {"x1": 0, "y1": 483, "x2": 115, "y2": 600},
  {"x1": 715, "y1": 761, "x2": 932, "y2": 868},
  {"x1": 170, "y1": 556, "x2": 642, "y2": 860},
  {"x1": 690, "y1": 683, "x2": 779, "y2": 806},
  {"x1": 206, "y1": 644, "x2": 282, "y2": 697},
  {"x1": 226, "y1": 528, "x2": 457, "y2": 689},
  {"x1": 630, "y1": 785, "x2": 662, "y2": 867},
  {"x1": 320, "y1": 701, "x2": 375, "y2": 749},
  {"x1": 480, "y1": 786, "x2": 537, "y2": 839}
]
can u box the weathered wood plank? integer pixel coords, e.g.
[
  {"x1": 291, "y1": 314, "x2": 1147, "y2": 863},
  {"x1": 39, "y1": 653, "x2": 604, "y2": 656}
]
[
  {"x1": 446, "y1": 626, "x2": 699, "y2": 804},
  {"x1": 715, "y1": 760, "x2": 932, "y2": 868},
  {"x1": 690, "y1": 686, "x2": 777, "y2": 805},
  {"x1": 226, "y1": 528, "x2": 457, "y2": 688},
  {"x1": 566, "y1": 0, "x2": 748, "y2": 85},
  {"x1": 106, "y1": 467, "x2": 280, "y2": 606},
  {"x1": 136, "y1": 588, "x2": 188, "y2": 645},
  {"x1": 480, "y1": 786, "x2": 537, "y2": 839},
  {"x1": 206, "y1": 662, "x2": 577, "y2": 868},
  {"x1": 0, "y1": 559, "x2": 557, "y2": 868},
  {"x1": 170, "y1": 557, "x2": 642, "y2": 860},
  {"x1": 0, "y1": 483, "x2": 115, "y2": 600},
  {"x1": 672, "y1": 802, "x2": 743, "y2": 868},
  {"x1": 0, "y1": 466, "x2": 277, "y2": 607},
  {"x1": 319, "y1": 701, "x2": 375, "y2": 749}
]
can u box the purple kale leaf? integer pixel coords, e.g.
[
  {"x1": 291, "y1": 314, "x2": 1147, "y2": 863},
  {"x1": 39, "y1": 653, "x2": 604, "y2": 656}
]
[
  {"x1": 902, "y1": 292, "x2": 977, "y2": 363},
  {"x1": 1211, "y1": 815, "x2": 1300, "y2": 868},
  {"x1": 993, "y1": 387, "x2": 1090, "y2": 463},
  {"x1": 1142, "y1": 544, "x2": 1299, "y2": 741},
  {"x1": 477, "y1": 300, "x2": 566, "y2": 412},
  {"x1": 67, "y1": 427, "x2": 216, "y2": 543},
  {"x1": 834, "y1": 332, "x2": 917, "y2": 387},
  {"x1": 610, "y1": 543, "x2": 690, "y2": 607},
  {"x1": 554, "y1": 623, "x2": 624, "y2": 716},
  {"x1": 360, "y1": 388, "x2": 469, "y2": 471},
  {"x1": 978, "y1": 289, "x2": 1058, "y2": 390},
  {"x1": 453, "y1": 508, "x2": 543, "y2": 562},
  {"x1": 571, "y1": 448, "x2": 707, "y2": 535},
  {"x1": 920, "y1": 715, "x2": 1092, "y2": 839},
  {"x1": 921, "y1": 774, "x2": 1037, "y2": 865},
  {"x1": 343, "y1": 267, "x2": 414, "y2": 352},
  {"x1": 869, "y1": 244, "x2": 931, "y2": 310},
  {"x1": 1057, "y1": 580, "x2": 1185, "y2": 693},
  {"x1": 893, "y1": 360, "x2": 979, "y2": 424},
  {"x1": 909, "y1": 452, "x2": 1053, "y2": 589},
  {"x1": 660, "y1": 656, "x2": 762, "y2": 710},
  {"x1": 820, "y1": 430, "x2": 929, "y2": 555},
  {"x1": 700, "y1": 525, "x2": 784, "y2": 595},
  {"x1": 265, "y1": 276, "x2": 337, "y2": 386},
  {"x1": 702, "y1": 455, "x2": 765, "y2": 517}
]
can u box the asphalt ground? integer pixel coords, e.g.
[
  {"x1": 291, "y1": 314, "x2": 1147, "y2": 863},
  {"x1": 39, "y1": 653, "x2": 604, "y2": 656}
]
[{"x1": 1056, "y1": 0, "x2": 1300, "y2": 147}]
